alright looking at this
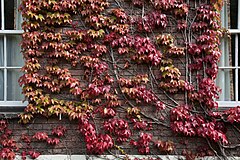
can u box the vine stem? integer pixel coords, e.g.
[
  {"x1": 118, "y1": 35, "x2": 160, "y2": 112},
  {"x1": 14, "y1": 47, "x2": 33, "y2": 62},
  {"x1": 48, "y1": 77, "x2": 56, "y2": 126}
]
[
  {"x1": 148, "y1": 66, "x2": 179, "y2": 106},
  {"x1": 184, "y1": 12, "x2": 189, "y2": 105},
  {"x1": 141, "y1": 4, "x2": 145, "y2": 30},
  {"x1": 108, "y1": 44, "x2": 170, "y2": 128},
  {"x1": 233, "y1": 124, "x2": 240, "y2": 133},
  {"x1": 217, "y1": 142, "x2": 228, "y2": 160},
  {"x1": 117, "y1": 89, "x2": 170, "y2": 129},
  {"x1": 109, "y1": 45, "x2": 120, "y2": 81},
  {"x1": 114, "y1": 0, "x2": 122, "y2": 8},
  {"x1": 140, "y1": 112, "x2": 170, "y2": 128},
  {"x1": 113, "y1": 144, "x2": 127, "y2": 156},
  {"x1": 106, "y1": 149, "x2": 125, "y2": 160},
  {"x1": 90, "y1": 114, "x2": 98, "y2": 134},
  {"x1": 148, "y1": 67, "x2": 175, "y2": 108},
  {"x1": 102, "y1": 58, "x2": 135, "y2": 75},
  {"x1": 222, "y1": 144, "x2": 240, "y2": 149},
  {"x1": 206, "y1": 138, "x2": 223, "y2": 160},
  {"x1": 187, "y1": 14, "x2": 197, "y2": 89}
]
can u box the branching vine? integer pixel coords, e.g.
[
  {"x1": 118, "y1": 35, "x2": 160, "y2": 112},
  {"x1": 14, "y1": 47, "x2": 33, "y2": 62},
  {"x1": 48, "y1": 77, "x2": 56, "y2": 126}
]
[{"x1": 1, "y1": 0, "x2": 240, "y2": 160}]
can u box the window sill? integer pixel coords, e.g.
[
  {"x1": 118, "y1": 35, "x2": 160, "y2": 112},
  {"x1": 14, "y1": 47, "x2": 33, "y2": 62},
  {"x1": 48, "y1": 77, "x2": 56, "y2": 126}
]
[
  {"x1": 0, "y1": 101, "x2": 27, "y2": 115},
  {"x1": 217, "y1": 101, "x2": 240, "y2": 109},
  {"x1": 0, "y1": 30, "x2": 23, "y2": 34},
  {"x1": 0, "y1": 101, "x2": 28, "y2": 107}
]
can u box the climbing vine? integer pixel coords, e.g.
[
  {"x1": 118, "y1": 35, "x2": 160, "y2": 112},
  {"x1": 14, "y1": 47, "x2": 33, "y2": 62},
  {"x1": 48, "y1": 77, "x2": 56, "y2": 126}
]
[{"x1": 2, "y1": 0, "x2": 240, "y2": 159}]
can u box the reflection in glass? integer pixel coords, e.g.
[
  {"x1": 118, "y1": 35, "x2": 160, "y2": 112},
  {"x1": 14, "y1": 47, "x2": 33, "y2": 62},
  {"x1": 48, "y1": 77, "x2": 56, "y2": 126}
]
[
  {"x1": 0, "y1": 70, "x2": 3, "y2": 100},
  {"x1": 0, "y1": 37, "x2": 3, "y2": 66},
  {"x1": 216, "y1": 69, "x2": 234, "y2": 101},
  {"x1": 0, "y1": 2, "x2": 1, "y2": 29},
  {"x1": 7, "y1": 35, "x2": 23, "y2": 67},
  {"x1": 7, "y1": 69, "x2": 24, "y2": 101}
]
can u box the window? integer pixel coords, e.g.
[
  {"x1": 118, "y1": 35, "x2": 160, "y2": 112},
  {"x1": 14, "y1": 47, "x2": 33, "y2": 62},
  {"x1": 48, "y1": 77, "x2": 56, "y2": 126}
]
[
  {"x1": 0, "y1": 0, "x2": 27, "y2": 108},
  {"x1": 217, "y1": 0, "x2": 240, "y2": 107}
]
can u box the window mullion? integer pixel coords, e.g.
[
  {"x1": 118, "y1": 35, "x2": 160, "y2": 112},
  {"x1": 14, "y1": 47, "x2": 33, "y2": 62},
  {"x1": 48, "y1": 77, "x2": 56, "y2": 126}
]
[
  {"x1": 0, "y1": 66, "x2": 22, "y2": 69},
  {"x1": 229, "y1": 29, "x2": 240, "y2": 34},
  {"x1": 238, "y1": 0, "x2": 240, "y2": 29},
  {"x1": 3, "y1": 35, "x2": 7, "y2": 102},
  {"x1": 235, "y1": 34, "x2": 239, "y2": 101},
  {"x1": 16, "y1": 0, "x2": 21, "y2": 30},
  {"x1": 222, "y1": 1, "x2": 228, "y2": 28},
  {"x1": 1, "y1": 0, "x2": 4, "y2": 30},
  {"x1": 236, "y1": 0, "x2": 240, "y2": 102},
  {"x1": 219, "y1": 66, "x2": 238, "y2": 69},
  {"x1": 0, "y1": 30, "x2": 23, "y2": 34}
]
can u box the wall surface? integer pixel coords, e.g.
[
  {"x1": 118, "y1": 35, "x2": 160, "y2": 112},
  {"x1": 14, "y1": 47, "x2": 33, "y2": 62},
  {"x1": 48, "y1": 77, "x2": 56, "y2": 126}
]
[{"x1": 1, "y1": 0, "x2": 240, "y2": 160}]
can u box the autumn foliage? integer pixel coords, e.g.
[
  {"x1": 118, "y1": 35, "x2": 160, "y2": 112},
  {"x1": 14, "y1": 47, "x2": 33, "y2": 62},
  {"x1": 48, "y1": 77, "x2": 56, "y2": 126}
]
[{"x1": 1, "y1": 0, "x2": 240, "y2": 159}]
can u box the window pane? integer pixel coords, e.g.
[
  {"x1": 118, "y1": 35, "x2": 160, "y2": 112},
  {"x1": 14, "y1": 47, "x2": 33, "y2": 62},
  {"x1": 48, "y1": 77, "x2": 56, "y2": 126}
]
[
  {"x1": 7, "y1": 35, "x2": 23, "y2": 67},
  {"x1": 231, "y1": 34, "x2": 236, "y2": 67},
  {"x1": 4, "y1": 0, "x2": 22, "y2": 30},
  {"x1": 0, "y1": 37, "x2": 3, "y2": 66},
  {"x1": 217, "y1": 69, "x2": 235, "y2": 101},
  {"x1": 7, "y1": 69, "x2": 23, "y2": 101},
  {"x1": 0, "y1": 69, "x2": 3, "y2": 101},
  {"x1": 230, "y1": 0, "x2": 238, "y2": 29},
  {"x1": 4, "y1": 0, "x2": 14, "y2": 30},
  {"x1": 218, "y1": 1, "x2": 239, "y2": 103},
  {"x1": 0, "y1": 2, "x2": 1, "y2": 29},
  {"x1": 230, "y1": 34, "x2": 240, "y2": 100}
]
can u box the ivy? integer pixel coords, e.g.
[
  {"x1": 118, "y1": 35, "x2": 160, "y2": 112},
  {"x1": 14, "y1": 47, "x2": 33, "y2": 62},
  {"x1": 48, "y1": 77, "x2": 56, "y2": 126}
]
[{"x1": 2, "y1": 0, "x2": 240, "y2": 159}]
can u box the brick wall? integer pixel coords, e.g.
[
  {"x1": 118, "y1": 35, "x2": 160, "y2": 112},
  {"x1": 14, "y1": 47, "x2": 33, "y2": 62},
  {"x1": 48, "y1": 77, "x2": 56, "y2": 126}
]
[
  {"x1": 1, "y1": 0, "x2": 239, "y2": 158},
  {"x1": 4, "y1": 115, "x2": 212, "y2": 156}
]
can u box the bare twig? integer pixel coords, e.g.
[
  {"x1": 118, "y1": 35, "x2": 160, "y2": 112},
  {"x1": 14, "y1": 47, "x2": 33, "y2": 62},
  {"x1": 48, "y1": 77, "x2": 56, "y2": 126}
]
[
  {"x1": 184, "y1": 12, "x2": 189, "y2": 105},
  {"x1": 206, "y1": 138, "x2": 223, "y2": 160},
  {"x1": 140, "y1": 111, "x2": 170, "y2": 128},
  {"x1": 148, "y1": 66, "x2": 179, "y2": 106},
  {"x1": 222, "y1": 144, "x2": 240, "y2": 149},
  {"x1": 114, "y1": 0, "x2": 122, "y2": 8},
  {"x1": 109, "y1": 46, "x2": 170, "y2": 129},
  {"x1": 217, "y1": 142, "x2": 229, "y2": 160},
  {"x1": 233, "y1": 124, "x2": 240, "y2": 133}
]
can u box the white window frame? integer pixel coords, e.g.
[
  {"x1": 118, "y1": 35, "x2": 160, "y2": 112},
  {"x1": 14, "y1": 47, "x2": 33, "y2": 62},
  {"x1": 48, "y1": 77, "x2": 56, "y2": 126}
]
[
  {"x1": 0, "y1": 0, "x2": 27, "y2": 107},
  {"x1": 218, "y1": 0, "x2": 240, "y2": 108}
]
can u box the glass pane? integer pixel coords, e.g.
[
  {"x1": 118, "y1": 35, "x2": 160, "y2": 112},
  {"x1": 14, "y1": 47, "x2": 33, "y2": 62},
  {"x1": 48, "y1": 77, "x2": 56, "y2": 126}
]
[
  {"x1": 230, "y1": 0, "x2": 238, "y2": 29},
  {"x1": 15, "y1": 0, "x2": 22, "y2": 30},
  {"x1": 0, "y1": 37, "x2": 3, "y2": 66},
  {"x1": 0, "y1": 69, "x2": 3, "y2": 101},
  {"x1": 4, "y1": 0, "x2": 22, "y2": 30},
  {"x1": 231, "y1": 34, "x2": 235, "y2": 67},
  {"x1": 7, "y1": 35, "x2": 23, "y2": 66},
  {"x1": 0, "y1": 2, "x2": 1, "y2": 29},
  {"x1": 7, "y1": 69, "x2": 24, "y2": 101},
  {"x1": 216, "y1": 69, "x2": 234, "y2": 101},
  {"x1": 4, "y1": 0, "x2": 14, "y2": 30}
]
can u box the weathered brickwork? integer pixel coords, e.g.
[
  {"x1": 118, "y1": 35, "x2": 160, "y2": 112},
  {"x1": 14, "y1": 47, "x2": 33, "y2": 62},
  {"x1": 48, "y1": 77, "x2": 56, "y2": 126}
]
[{"x1": 1, "y1": 0, "x2": 240, "y2": 159}]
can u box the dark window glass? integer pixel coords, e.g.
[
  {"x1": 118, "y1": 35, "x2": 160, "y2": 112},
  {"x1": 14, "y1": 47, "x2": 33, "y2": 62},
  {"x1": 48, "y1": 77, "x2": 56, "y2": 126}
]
[
  {"x1": 230, "y1": 0, "x2": 238, "y2": 29},
  {"x1": 4, "y1": 0, "x2": 14, "y2": 29}
]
